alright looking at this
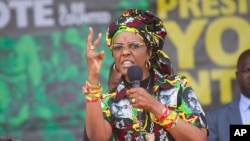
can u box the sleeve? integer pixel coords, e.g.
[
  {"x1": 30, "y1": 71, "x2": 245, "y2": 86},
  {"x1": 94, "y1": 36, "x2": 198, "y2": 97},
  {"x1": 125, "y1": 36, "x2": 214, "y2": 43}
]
[
  {"x1": 101, "y1": 93, "x2": 114, "y2": 123},
  {"x1": 174, "y1": 76, "x2": 208, "y2": 129}
]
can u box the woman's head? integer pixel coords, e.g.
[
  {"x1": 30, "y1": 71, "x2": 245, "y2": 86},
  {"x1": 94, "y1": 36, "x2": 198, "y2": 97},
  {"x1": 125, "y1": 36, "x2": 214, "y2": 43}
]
[
  {"x1": 110, "y1": 31, "x2": 152, "y2": 79},
  {"x1": 106, "y1": 9, "x2": 167, "y2": 52},
  {"x1": 106, "y1": 9, "x2": 174, "y2": 79}
]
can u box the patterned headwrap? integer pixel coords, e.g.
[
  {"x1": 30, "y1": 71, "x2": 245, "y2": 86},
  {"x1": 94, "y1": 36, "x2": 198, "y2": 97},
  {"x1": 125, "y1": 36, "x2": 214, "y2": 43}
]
[{"x1": 106, "y1": 8, "x2": 174, "y2": 75}]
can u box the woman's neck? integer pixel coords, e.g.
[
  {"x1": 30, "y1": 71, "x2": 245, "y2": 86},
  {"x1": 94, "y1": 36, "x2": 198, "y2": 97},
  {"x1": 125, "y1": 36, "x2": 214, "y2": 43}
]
[
  {"x1": 124, "y1": 69, "x2": 151, "y2": 83},
  {"x1": 123, "y1": 69, "x2": 152, "y2": 89}
]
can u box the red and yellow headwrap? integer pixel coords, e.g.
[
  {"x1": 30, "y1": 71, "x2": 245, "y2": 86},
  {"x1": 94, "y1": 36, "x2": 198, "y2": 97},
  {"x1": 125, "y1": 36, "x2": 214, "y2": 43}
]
[{"x1": 106, "y1": 8, "x2": 174, "y2": 75}]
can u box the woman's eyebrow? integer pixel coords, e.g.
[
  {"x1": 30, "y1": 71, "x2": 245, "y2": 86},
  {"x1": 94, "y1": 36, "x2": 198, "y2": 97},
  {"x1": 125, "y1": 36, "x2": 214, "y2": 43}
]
[{"x1": 113, "y1": 41, "x2": 139, "y2": 44}]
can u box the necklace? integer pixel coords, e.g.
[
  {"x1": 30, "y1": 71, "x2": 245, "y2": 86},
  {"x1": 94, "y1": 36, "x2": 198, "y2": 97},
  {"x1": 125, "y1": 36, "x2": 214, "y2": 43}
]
[
  {"x1": 145, "y1": 121, "x2": 155, "y2": 141},
  {"x1": 126, "y1": 75, "x2": 154, "y2": 140},
  {"x1": 124, "y1": 75, "x2": 151, "y2": 89},
  {"x1": 137, "y1": 77, "x2": 155, "y2": 141},
  {"x1": 138, "y1": 76, "x2": 151, "y2": 131},
  {"x1": 137, "y1": 112, "x2": 155, "y2": 141},
  {"x1": 143, "y1": 77, "x2": 155, "y2": 141},
  {"x1": 134, "y1": 112, "x2": 155, "y2": 141}
]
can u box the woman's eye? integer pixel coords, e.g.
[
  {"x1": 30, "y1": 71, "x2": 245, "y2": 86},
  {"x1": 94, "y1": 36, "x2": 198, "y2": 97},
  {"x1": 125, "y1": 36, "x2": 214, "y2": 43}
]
[
  {"x1": 128, "y1": 43, "x2": 140, "y2": 49},
  {"x1": 113, "y1": 45, "x2": 123, "y2": 50}
]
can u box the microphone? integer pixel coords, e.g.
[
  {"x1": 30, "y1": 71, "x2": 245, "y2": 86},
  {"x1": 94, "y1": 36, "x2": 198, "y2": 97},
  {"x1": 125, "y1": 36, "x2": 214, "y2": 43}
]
[
  {"x1": 127, "y1": 65, "x2": 143, "y2": 88},
  {"x1": 127, "y1": 65, "x2": 143, "y2": 131}
]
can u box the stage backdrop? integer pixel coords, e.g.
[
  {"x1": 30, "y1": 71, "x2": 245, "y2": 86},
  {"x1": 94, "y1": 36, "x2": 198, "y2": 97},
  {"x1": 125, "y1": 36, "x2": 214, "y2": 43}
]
[{"x1": 0, "y1": 0, "x2": 249, "y2": 140}]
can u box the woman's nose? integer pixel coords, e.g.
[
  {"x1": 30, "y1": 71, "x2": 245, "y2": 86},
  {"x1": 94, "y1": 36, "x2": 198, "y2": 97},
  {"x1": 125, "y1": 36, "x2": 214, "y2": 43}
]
[{"x1": 121, "y1": 47, "x2": 131, "y2": 56}]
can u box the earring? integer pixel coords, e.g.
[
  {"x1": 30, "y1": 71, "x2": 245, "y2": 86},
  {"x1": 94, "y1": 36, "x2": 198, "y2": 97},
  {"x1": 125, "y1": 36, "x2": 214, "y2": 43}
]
[
  {"x1": 113, "y1": 64, "x2": 119, "y2": 72},
  {"x1": 145, "y1": 60, "x2": 151, "y2": 70}
]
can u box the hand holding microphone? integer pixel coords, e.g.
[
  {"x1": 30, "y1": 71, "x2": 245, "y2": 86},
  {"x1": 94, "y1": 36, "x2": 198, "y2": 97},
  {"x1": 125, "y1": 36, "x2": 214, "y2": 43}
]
[
  {"x1": 127, "y1": 65, "x2": 143, "y2": 105},
  {"x1": 127, "y1": 65, "x2": 144, "y2": 131}
]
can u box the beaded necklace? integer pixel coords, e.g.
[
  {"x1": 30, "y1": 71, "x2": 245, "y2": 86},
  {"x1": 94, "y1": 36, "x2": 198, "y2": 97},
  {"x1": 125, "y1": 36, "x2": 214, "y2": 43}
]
[{"x1": 125, "y1": 75, "x2": 156, "y2": 141}]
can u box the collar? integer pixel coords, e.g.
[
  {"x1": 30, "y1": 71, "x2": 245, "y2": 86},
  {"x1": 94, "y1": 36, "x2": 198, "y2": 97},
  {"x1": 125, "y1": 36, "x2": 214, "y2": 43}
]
[
  {"x1": 112, "y1": 69, "x2": 172, "y2": 102},
  {"x1": 239, "y1": 94, "x2": 250, "y2": 112}
]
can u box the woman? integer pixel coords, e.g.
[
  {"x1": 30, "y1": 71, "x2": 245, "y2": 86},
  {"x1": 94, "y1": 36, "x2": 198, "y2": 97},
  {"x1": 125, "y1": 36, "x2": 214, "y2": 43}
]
[{"x1": 84, "y1": 9, "x2": 207, "y2": 141}]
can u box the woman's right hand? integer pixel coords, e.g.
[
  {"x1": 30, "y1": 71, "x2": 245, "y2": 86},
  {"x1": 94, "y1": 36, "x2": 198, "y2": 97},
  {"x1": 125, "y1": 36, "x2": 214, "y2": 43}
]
[{"x1": 85, "y1": 27, "x2": 104, "y2": 84}]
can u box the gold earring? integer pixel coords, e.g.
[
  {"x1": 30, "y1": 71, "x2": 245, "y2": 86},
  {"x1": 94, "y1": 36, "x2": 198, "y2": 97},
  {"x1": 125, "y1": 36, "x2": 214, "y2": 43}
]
[
  {"x1": 113, "y1": 64, "x2": 119, "y2": 72},
  {"x1": 145, "y1": 60, "x2": 151, "y2": 70}
]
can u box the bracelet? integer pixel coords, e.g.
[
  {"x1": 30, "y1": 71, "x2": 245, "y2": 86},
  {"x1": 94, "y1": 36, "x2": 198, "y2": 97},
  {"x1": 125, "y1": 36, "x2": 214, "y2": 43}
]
[
  {"x1": 164, "y1": 113, "x2": 180, "y2": 129},
  {"x1": 85, "y1": 93, "x2": 101, "y2": 99},
  {"x1": 156, "y1": 106, "x2": 169, "y2": 122},
  {"x1": 86, "y1": 81, "x2": 101, "y2": 88},
  {"x1": 86, "y1": 97, "x2": 99, "y2": 103},
  {"x1": 83, "y1": 81, "x2": 102, "y2": 95},
  {"x1": 149, "y1": 107, "x2": 180, "y2": 129},
  {"x1": 82, "y1": 81, "x2": 102, "y2": 102},
  {"x1": 160, "y1": 110, "x2": 179, "y2": 129}
]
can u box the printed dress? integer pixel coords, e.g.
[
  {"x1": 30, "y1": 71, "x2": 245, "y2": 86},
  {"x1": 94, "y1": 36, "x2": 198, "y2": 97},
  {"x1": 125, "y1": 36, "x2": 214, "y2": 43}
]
[{"x1": 101, "y1": 70, "x2": 207, "y2": 141}]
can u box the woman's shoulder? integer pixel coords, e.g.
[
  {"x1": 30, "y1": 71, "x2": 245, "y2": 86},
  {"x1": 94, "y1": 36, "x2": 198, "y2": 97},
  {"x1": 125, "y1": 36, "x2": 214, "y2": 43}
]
[
  {"x1": 162, "y1": 74, "x2": 189, "y2": 87},
  {"x1": 163, "y1": 74, "x2": 187, "y2": 79}
]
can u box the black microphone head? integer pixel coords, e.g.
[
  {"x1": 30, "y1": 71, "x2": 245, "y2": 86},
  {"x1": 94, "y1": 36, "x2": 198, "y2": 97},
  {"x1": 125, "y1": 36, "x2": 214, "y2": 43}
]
[{"x1": 127, "y1": 65, "x2": 143, "y2": 82}]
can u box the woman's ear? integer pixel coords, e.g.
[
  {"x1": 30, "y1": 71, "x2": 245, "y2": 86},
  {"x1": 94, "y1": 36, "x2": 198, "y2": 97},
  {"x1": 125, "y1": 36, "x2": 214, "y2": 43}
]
[{"x1": 147, "y1": 49, "x2": 152, "y2": 60}]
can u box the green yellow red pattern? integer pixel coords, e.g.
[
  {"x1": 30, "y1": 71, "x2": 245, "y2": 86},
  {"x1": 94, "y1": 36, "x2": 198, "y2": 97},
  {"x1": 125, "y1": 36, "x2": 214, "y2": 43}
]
[{"x1": 101, "y1": 69, "x2": 207, "y2": 140}]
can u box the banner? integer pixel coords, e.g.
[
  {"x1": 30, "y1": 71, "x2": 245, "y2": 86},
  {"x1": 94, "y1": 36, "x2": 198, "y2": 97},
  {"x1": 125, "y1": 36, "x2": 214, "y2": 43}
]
[
  {"x1": 157, "y1": 0, "x2": 250, "y2": 110},
  {"x1": 0, "y1": 0, "x2": 249, "y2": 140}
]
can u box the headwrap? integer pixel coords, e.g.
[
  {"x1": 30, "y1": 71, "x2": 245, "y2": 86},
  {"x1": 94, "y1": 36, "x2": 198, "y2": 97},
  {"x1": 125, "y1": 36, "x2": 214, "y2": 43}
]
[{"x1": 106, "y1": 8, "x2": 174, "y2": 75}]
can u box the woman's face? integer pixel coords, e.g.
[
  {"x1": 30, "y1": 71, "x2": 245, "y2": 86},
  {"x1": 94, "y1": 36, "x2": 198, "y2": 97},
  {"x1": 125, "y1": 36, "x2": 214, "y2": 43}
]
[{"x1": 112, "y1": 32, "x2": 151, "y2": 80}]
